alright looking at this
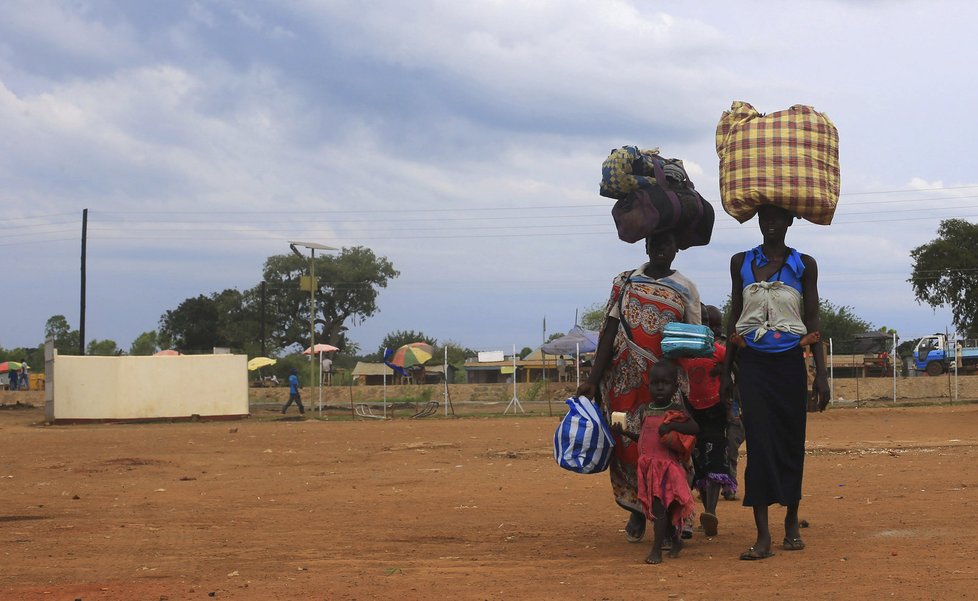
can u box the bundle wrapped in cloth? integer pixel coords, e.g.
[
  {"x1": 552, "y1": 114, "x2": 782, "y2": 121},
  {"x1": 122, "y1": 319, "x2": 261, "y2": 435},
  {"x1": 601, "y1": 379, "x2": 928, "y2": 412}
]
[
  {"x1": 600, "y1": 145, "x2": 715, "y2": 249},
  {"x1": 716, "y1": 101, "x2": 840, "y2": 225}
]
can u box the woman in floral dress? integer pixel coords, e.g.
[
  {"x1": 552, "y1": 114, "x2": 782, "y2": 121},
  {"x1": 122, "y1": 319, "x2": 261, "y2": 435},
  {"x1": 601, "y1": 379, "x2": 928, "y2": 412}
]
[{"x1": 577, "y1": 231, "x2": 701, "y2": 543}]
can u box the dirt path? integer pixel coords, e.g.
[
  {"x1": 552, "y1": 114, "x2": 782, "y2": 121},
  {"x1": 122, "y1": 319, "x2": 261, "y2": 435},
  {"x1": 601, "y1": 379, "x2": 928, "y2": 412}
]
[{"x1": 1, "y1": 404, "x2": 976, "y2": 600}]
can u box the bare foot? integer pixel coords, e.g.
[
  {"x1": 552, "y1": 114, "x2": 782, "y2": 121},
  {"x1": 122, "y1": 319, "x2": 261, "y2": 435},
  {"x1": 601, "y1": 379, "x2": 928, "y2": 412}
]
[{"x1": 645, "y1": 547, "x2": 663, "y2": 564}]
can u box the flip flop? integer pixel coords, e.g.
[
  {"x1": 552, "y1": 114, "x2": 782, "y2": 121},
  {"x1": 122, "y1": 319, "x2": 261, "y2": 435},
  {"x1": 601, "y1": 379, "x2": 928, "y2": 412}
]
[
  {"x1": 624, "y1": 513, "x2": 646, "y2": 543},
  {"x1": 700, "y1": 512, "x2": 718, "y2": 537},
  {"x1": 739, "y1": 546, "x2": 775, "y2": 561},
  {"x1": 782, "y1": 537, "x2": 806, "y2": 551}
]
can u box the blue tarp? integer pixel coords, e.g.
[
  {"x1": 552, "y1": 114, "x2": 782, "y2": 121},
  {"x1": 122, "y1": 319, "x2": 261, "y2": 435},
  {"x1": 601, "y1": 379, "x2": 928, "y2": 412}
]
[{"x1": 541, "y1": 326, "x2": 599, "y2": 355}]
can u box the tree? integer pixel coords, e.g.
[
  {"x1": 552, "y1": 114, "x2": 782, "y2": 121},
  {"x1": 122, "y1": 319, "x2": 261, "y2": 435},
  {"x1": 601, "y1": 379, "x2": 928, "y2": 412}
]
[
  {"x1": 909, "y1": 219, "x2": 978, "y2": 336},
  {"x1": 158, "y1": 295, "x2": 221, "y2": 352},
  {"x1": 129, "y1": 331, "x2": 159, "y2": 356},
  {"x1": 261, "y1": 246, "x2": 398, "y2": 351},
  {"x1": 87, "y1": 339, "x2": 120, "y2": 356},
  {"x1": 158, "y1": 290, "x2": 261, "y2": 354},
  {"x1": 814, "y1": 300, "x2": 873, "y2": 353},
  {"x1": 580, "y1": 302, "x2": 605, "y2": 331},
  {"x1": 44, "y1": 315, "x2": 80, "y2": 356},
  {"x1": 440, "y1": 339, "x2": 476, "y2": 366},
  {"x1": 375, "y1": 330, "x2": 437, "y2": 359}
]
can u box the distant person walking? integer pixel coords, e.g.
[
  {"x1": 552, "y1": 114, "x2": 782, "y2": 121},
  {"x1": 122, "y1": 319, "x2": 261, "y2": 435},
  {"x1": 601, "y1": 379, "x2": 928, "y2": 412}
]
[
  {"x1": 18, "y1": 363, "x2": 29, "y2": 390},
  {"x1": 8, "y1": 366, "x2": 18, "y2": 392},
  {"x1": 283, "y1": 368, "x2": 305, "y2": 415}
]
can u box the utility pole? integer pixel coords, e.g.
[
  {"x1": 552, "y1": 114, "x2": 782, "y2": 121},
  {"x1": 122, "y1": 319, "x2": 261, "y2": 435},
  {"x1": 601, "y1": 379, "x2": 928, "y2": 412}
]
[{"x1": 79, "y1": 208, "x2": 88, "y2": 355}]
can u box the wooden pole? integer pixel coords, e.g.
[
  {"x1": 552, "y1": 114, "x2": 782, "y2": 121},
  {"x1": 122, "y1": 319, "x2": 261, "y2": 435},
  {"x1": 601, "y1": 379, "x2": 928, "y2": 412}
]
[{"x1": 79, "y1": 209, "x2": 88, "y2": 355}]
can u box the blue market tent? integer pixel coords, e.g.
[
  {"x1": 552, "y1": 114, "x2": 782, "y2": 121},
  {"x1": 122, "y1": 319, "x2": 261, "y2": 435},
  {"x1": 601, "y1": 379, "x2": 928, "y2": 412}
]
[
  {"x1": 539, "y1": 326, "x2": 599, "y2": 387},
  {"x1": 541, "y1": 326, "x2": 599, "y2": 355}
]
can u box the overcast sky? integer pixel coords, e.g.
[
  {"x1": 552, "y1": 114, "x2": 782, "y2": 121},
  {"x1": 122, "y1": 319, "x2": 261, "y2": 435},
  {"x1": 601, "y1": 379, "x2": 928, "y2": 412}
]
[{"x1": 2, "y1": 0, "x2": 975, "y2": 355}]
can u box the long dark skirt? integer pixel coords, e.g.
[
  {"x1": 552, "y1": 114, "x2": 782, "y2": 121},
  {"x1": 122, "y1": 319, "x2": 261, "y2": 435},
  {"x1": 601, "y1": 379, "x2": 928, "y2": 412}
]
[{"x1": 737, "y1": 345, "x2": 807, "y2": 507}]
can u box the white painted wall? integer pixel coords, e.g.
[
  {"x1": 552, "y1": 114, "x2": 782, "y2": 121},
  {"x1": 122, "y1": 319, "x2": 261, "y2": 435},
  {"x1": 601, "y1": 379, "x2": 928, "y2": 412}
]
[{"x1": 46, "y1": 354, "x2": 249, "y2": 421}]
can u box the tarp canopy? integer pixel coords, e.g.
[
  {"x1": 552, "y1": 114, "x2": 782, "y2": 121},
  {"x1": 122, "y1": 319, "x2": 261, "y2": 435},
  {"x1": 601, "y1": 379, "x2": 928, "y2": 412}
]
[
  {"x1": 521, "y1": 348, "x2": 573, "y2": 362},
  {"x1": 541, "y1": 326, "x2": 599, "y2": 355},
  {"x1": 352, "y1": 362, "x2": 445, "y2": 377}
]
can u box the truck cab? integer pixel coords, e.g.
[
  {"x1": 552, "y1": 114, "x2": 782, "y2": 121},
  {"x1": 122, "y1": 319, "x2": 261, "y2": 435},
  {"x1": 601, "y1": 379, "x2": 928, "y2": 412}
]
[
  {"x1": 913, "y1": 334, "x2": 978, "y2": 375},
  {"x1": 913, "y1": 335, "x2": 947, "y2": 376}
]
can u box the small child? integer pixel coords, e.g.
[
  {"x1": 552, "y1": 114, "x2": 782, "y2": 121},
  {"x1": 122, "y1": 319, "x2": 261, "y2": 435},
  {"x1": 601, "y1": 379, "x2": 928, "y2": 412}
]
[
  {"x1": 612, "y1": 360, "x2": 699, "y2": 564},
  {"x1": 678, "y1": 304, "x2": 736, "y2": 536}
]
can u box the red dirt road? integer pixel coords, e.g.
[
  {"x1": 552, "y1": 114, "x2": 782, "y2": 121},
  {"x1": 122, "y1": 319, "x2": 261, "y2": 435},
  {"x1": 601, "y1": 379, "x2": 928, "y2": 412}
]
[{"x1": 1, "y1": 403, "x2": 976, "y2": 600}]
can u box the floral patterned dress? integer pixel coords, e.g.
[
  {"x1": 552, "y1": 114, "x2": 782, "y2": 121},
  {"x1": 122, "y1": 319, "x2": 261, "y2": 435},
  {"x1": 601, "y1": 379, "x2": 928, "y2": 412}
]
[{"x1": 598, "y1": 266, "x2": 700, "y2": 513}]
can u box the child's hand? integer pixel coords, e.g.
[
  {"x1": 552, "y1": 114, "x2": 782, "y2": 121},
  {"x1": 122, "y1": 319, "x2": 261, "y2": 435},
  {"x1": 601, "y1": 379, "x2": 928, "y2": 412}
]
[
  {"x1": 657, "y1": 422, "x2": 673, "y2": 436},
  {"x1": 610, "y1": 422, "x2": 625, "y2": 436}
]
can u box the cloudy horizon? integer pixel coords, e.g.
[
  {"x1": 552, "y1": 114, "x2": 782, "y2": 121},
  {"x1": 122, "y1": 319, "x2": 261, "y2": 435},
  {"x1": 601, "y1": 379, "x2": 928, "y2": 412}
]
[{"x1": 2, "y1": 1, "x2": 975, "y2": 355}]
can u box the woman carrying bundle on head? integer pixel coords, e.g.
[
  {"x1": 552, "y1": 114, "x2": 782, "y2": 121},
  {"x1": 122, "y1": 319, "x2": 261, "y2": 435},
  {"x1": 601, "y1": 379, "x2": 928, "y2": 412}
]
[
  {"x1": 720, "y1": 204, "x2": 830, "y2": 561},
  {"x1": 577, "y1": 230, "x2": 701, "y2": 544}
]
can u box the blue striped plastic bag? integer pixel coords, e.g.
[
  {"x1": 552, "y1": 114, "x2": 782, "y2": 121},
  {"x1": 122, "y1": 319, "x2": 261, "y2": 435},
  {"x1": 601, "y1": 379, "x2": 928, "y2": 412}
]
[{"x1": 554, "y1": 396, "x2": 615, "y2": 474}]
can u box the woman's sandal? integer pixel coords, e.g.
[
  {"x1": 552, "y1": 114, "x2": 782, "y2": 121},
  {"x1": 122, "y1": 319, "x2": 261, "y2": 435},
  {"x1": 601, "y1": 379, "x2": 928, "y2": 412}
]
[
  {"x1": 782, "y1": 537, "x2": 806, "y2": 551},
  {"x1": 739, "y1": 546, "x2": 775, "y2": 560},
  {"x1": 624, "y1": 512, "x2": 646, "y2": 543},
  {"x1": 699, "y1": 512, "x2": 718, "y2": 537}
]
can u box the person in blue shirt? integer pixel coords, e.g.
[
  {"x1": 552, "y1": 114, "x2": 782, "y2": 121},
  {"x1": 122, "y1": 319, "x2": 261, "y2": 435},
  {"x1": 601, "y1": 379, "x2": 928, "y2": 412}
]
[
  {"x1": 721, "y1": 204, "x2": 829, "y2": 561},
  {"x1": 283, "y1": 368, "x2": 305, "y2": 415}
]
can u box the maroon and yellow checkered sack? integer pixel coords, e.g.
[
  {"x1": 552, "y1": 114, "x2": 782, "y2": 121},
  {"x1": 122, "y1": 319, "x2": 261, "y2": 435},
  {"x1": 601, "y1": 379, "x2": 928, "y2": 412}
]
[{"x1": 716, "y1": 101, "x2": 840, "y2": 225}]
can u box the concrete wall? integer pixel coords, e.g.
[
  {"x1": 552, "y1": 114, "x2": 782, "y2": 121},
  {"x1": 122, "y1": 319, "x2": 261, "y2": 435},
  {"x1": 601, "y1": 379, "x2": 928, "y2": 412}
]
[{"x1": 46, "y1": 354, "x2": 249, "y2": 422}]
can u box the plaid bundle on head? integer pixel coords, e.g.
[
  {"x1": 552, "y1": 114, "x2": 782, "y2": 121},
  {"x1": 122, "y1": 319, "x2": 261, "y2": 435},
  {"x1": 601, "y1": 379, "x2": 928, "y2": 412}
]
[
  {"x1": 716, "y1": 101, "x2": 840, "y2": 225},
  {"x1": 600, "y1": 145, "x2": 668, "y2": 199}
]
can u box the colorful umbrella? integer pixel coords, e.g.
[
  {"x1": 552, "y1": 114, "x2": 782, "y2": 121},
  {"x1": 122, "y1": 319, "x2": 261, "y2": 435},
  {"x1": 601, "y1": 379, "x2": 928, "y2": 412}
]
[
  {"x1": 391, "y1": 342, "x2": 434, "y2": 368},
  {"x1": 0, "y1": 361, "x2": 22, "y2": 372},
  {"x1": 247, "y1": 357, "x2": 277, "y2": 371},
  {"x1": 302, "y1": 343, "x2": 340, "y2": 355}
]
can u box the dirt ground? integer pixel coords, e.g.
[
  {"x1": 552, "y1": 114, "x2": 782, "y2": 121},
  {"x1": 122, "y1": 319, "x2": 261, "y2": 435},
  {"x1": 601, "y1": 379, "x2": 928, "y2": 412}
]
[{"x1": 1, "y1": 401, "x2": 976, "y2": 601}]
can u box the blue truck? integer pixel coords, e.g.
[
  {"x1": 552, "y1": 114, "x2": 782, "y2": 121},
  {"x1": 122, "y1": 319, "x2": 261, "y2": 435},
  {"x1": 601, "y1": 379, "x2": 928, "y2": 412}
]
[{"x1": 912, "y1": 334, "x2": 978, "y2": 376}]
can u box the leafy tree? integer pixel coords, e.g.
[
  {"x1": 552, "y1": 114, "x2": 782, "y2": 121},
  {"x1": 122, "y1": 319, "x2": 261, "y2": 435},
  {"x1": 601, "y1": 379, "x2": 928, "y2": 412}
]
[
  {"x1": 374, "y1": 330, "x2": 437, "y2": 359},
  {"x1": 260, "y1": 246, "x2": 398, "y2": 352},
  {"x1": 87, "y1": 339, "x2": 120, "y2": 356},
  {"x1": 439, "y1": 340, "x2": 476, "y2": 366},
  {"x1": 580, "y1": 303, "x2": 605, "y2": 331},
  {"x1": 813, "y1": 300, "x2": 873, "y2": 353},
  {"x1": 158, "y1": 295, "x2": 221, "y2": 352},
  {"x1": 129, "y1": 331, "x2": 159, "y2": 356},
  {"x1": 158, "y1": 290, "x2": 262, "y2": 354},
  {"x1": 909, "y1": 219, "x2": 978, "y2": 336},
  {"x1": 519, "y1": 346, "x2": 533, "y2": 359},
  {"x1": 44, "y1": 315, "x2": 80, "y2": 355},
  {"x1": 0, "y1": 345, "x2": 43, "y2": 369}
]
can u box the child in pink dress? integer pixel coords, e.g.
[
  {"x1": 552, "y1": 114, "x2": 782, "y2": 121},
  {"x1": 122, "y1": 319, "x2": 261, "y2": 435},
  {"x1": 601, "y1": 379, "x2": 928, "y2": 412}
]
[{"x1": 614, "y1": 360, "x2": 699, "y2": 564}]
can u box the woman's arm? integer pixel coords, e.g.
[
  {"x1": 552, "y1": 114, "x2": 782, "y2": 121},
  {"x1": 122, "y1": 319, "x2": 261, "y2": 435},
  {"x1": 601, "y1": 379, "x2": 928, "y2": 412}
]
[
  {"x1": 575, "y1": 316, "x2": 618, "y2": 403},
  {"x1": 720, "y1": 253, "x2": 745, "y2": 405},
  {"x1": 801, "y1": 254, "x2": 830, "y2": 411}
]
